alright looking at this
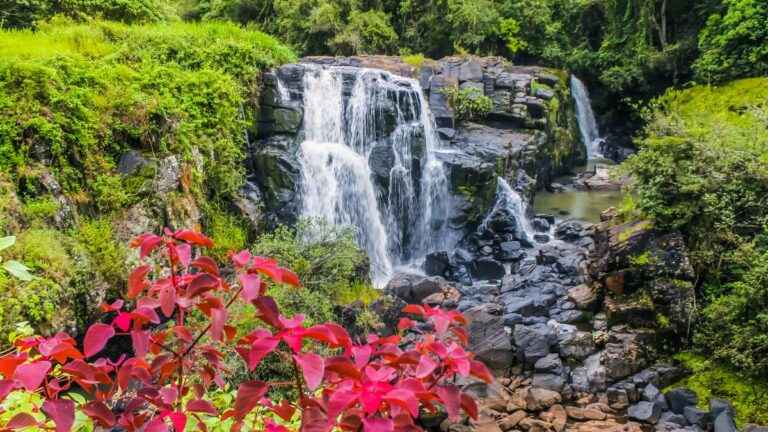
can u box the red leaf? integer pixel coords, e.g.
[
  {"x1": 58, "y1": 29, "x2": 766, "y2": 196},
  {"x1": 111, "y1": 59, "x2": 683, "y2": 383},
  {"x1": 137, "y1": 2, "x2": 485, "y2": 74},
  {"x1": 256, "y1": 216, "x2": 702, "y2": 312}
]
[
  {"x1": 436, "y1": 385, "x2": 461, "y2": 421},
  {"x1": 247, "y1": 336, "x2": 280, "y2": 371},
  {"x1": 175, "y1": 243, "x2": 192, "y2": 268},
  {"x1": 82, "y1": 401, "x2": 116, "y2": 427},
  {"x1": 131, "y1": 330, "x2": 150, "y2": 358},
  {"x1": 138, "y1": 234, "x2": 163, "y2": 259},
  {"x1": 173, "y1": 230, "x2": 214, "y2": 247},
  {"x1": 190, "y1": 256, "x2": 220, "y2": 276},
  {"x1": 383, "y1": 388, "x2": 419, "y2": 418},
  {"x1": 187, "y1": 399, "x2": 218, "y2": 416},
  {"x1": 299, "y1": 398, "x2": 329, "y2": 432},
  {"x1": 84, "y1": 323, "x2": 115, "y2": 358},
  {"x1": 270, "y1": 399, "x2": 296, "y2": 421},
  {"x1": 460, "y1": 393, "x2": 478, "y2": 420},
  {"x1": 6, "y1": 412, "x2": 38, "y2": 429},
  {"x1": 279, "y1": 268, "x2": 301, "y2": 287},
  {"x1": 160, "y1": 286, "x2": 176, "y2": 318},
  {"x1": 13, "y1": 360, "x2": 51, "y2": 391},
  {"x1": 352, "y1": 345, "x2": 372, "y2": 369},
  {"x1": 253, "y1": 296, "x2": 281, "y2": 328},
  {"x1": 238, "y1": 273, "x2": 263, "y2": 302},
  {"x1": 0, "y1": 354, "x2": 27, "y2": 378},
  {"x1": 294, "y1": 352, "x2": 324, "y2": 391},
  {"x1": 397, "y1": 317, "x2": 415, "y2": 331},
  {"x1": 188, "y1": 273, "x2": 220, "y2": 298},
  {"x1": 401, "y1": 304, "x2": 425, "y2": 316},
  {"x1": 363, "y1": 417, "x2": 393, "y2": 432},
  {"x1": 0, "y1": 379, "x2": 15, "y2": 402},
  {"x1": 469, "y1": 360, "x2": 493, "y2": 383},
  {"x1": 165, "y1": 411, "x2": 187, "y2": 432},
  {"x1": 233, "y1": 381, "x2": 267, "y2": 420},
  {"x1": 127, "y1": 265, "x2": 151, "y2": 299},
  {"x1": 43, "y1": 399, "x2": 75, "y2": 432},
  {"x1": 324, "y1": 357, "x2": 362, "y2": 380}
]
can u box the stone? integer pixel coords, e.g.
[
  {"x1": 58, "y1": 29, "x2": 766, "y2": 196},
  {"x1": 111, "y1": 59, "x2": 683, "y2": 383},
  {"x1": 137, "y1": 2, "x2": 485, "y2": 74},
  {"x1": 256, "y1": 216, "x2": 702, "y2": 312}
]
[
  {"x1": 744, "y1": 426, "x2": 768, "y2": 432},
  {"x1": 570, "y1": 353, "x2": 607, "y2": 393},
  {"x1": 565, "y1": 406, "x2": 606, "y2": 421},
  {"x1": 642, "y1": 384, "x2": 669, "y2": 411},
  {"x1": 118, "y1": 150, "x2": 151, "y2": 176},
  {"x1": 532, "y1": 218, "x2": 551, "y2": 232},
  {"x1": 513, "y1": 323, "x2": 555, "y2": 365},
  {"x1": 658, "y1": 411, "x2": 689, "y2": 427},
  {"x1": 555, "y1": 325, "x2": 595, "y2": 361},
  {"x1": 532, "y1": 373, "x2": 564, "y2": 392},
  {"x1": 709, "y1": 398, "x2": 735, "y2": 419},
  {"x1": 683, "y1": 406, "x2": 707, "y2": 427},
  {"x1": 713, "y1": 411, "x2": 737, "y2": 432},
  {"x1": 540, "y1": 405, "x2": 567, "y2": 432},
  {"x1": 665, "y1": 388, "x2": 698, "y2": 415},
  {"x1": 567, "y1": 284, "x2": 597, "y2": 310},
  {"x1": 533, "y1": 234, "x2": 550, "y2": 243},
  {"x1": 498, "y1": 241, "x2": 525, "y2": 261},
  {"x1": 465, "y1": 304, "x2": 514, "y2": 369},
  {"x1": 518, "y1": 417, "x2": 552, "y2": 432},
  {"x1": 470, "y1": 257, "x2": 506, "y2": 280},
  {"x1": 628, "y1": 401, "x2": 661, "y2": 424},
  {"x1": 607, "y1": 387, "x2": 630, "y2": 410},
  {"x1": 498, "y1": 411, "x2": 527, "y2": 431},
  {"x1": 386, "y1": 273, "x2": 443, "y2": 303},
  {"x1": 534, "y1": 353, "x2": 563, "y2": 374},
  {"x1": 368, "y1": 141, "x2": 396, "y2": 185},
  {"x1": 425, "y1": 251, "x2": 451, "y2": 276},
  {"x1": 525, "y1": 387, "x2": 561, "y2": 411}
]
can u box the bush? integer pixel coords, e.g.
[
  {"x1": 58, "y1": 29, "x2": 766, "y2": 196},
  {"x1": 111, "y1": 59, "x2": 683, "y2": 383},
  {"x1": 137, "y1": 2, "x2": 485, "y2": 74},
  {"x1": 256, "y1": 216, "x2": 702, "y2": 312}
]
[
  {"x1": 0, "y1": 0, "x2": 174, "y2": 29},
  {"x1": 694, "y1": 0, "x2": 768, "y2": 83},
  {"x1": 442, "y1": 86, "x2": 493, "y2": 122}
]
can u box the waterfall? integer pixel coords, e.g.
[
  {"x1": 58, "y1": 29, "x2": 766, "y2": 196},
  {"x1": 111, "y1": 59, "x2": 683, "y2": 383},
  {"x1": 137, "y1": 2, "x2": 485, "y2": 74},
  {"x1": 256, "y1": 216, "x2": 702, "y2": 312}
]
[
  {"x1": 481, "y1": 177, "x2": 536, "y2": 243},
  {"x1": 570, "y1": 75, "x2": 604, "y2": 160},
  {"x1": 296, "y1": 65, "x2": 453, "y2": 286}
]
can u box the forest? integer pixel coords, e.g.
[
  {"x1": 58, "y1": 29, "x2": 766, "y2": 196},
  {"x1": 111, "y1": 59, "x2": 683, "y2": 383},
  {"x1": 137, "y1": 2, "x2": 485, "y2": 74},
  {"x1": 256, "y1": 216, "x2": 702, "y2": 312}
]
[{"x1": 1, "y1": 0, "x2": 767, "y2": 430}]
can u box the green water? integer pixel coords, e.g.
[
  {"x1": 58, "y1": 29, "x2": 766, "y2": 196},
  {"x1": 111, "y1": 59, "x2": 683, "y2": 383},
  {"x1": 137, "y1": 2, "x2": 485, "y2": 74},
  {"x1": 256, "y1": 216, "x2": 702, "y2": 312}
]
[{"x1": 533, "y1": 189, "x2": 624, "y2": 223}]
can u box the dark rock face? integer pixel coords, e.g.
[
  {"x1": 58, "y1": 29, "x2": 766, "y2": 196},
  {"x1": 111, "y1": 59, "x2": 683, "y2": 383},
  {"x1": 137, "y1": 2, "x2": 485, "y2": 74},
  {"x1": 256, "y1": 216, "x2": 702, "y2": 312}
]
[
  {"x1": 385, "y1": 273, "x2": 446, "y2": 304},
  {"x1": 465, "y1": 304, "x2": 514, "y2": 369},
  {"x1": 628, "y1": 401, "x2": 662, "y2": 424},
  {"x1": 665, "y1": 388, "x2": 699, "y2": 415},
  {"x1": 470, "y1": 257, "x2": 506, "y2": 280}
]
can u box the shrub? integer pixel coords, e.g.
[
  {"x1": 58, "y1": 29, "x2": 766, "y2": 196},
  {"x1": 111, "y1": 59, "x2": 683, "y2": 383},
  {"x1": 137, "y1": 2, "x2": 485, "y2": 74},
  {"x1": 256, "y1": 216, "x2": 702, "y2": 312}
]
[
  {"x1": 0, "y1": 229, "x2": 491, "y2": 431},
  {"x1": 442, "y1": 86, "x2": 493, "y2": 122}
]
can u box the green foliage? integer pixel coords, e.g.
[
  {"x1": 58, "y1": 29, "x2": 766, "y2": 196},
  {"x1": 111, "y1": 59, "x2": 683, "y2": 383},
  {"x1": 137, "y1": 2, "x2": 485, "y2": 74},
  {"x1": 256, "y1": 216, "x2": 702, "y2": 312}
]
[
  {"x1": 251, "y1": 218, "x2": 370, "y2": 301},
  {"x1": 442, "y1": 86, "x2": 493, "y2": 122},
  {"x1": 401, "y1": 53, "x2": 425, "y2": 68},
  {"x1": 0, "y1": 0, "x2": 174, "y2": 29},
  {"x1": 206, "y1": 205, "x2": 249, "y2": 262},
  {"x1": 621, "y1": 78, "x2": 768, "y2": 381},
  {"x1": 671, "y1": 352, "x2": 768, "y2": 424},
  {"x1": 694, "y1": 0, "x2": 768, "y2": 83},
  {"x1": 21, "y1": 197, "x2": 59, "y2": 223},
  {"x1": 0, "y1": 20, "x2": 295, "y2": 208},
  {"x1": 330, "y1": 10, "x2": 398, "y2": 55},
  {"x1": 75, "y1": 218, "x2": 127, "y2": 289}
]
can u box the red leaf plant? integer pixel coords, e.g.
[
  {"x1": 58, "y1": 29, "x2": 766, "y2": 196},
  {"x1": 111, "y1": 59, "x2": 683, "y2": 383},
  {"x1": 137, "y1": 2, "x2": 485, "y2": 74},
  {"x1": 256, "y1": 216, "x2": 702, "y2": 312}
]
[{"x1": 0, "y1": 229, "x2": 492, "y2": 432}]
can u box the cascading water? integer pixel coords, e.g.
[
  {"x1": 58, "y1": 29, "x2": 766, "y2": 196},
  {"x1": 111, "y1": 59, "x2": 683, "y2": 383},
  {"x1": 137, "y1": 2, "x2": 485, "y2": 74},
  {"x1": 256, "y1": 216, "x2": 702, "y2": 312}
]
[
  {"x1": 294, "y1": 65, "x2": 454, "y2": 286},
  {"x1": 570, "y1": 76, "x2": 604, "y2": 160},
  {"x1": 481, "y1": 177, "x2": 537, "y2": 243}
]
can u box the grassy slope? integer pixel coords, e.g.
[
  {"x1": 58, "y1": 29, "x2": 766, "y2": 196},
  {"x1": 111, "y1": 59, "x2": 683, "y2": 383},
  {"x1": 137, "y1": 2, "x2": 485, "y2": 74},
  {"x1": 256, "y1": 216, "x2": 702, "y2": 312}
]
[{"x1": 0, "y1": 19, "x2": 295, "y2": 341}]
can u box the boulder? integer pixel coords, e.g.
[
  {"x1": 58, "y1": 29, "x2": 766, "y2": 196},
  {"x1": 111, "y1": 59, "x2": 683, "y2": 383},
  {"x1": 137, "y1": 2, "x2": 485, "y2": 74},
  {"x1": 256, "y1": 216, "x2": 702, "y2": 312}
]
[
  {"x1": 385, "y1": 273, "x2": 444, "y2": 303},
  {"x1": 568, "y1": 284, "x2": 597, "y2": 310},
  {"x1": 498, "y1": 411, "x2": 527, "y2": 431},
  {"x1": 658, "y1": 411, "x2": 689, "y2": 427},
  {"x1": 683, "y1": 406, "x2": 707, "y2": 428},
  {"x1": 470, "y1": 257, "x2": 506, "y2": 280},
  {"x1": 532, "y1": 373, "x2": 565, "y2": 392},
  {"x1": 534, "y1": 354, "x2": 563, "y2": 374},
  {"x1": 709, "y1": 398, "x2": 735, "y2": 419},
  {"x1": 540, "y1": 404, "x2": 567, "y2": 432},
  {"x1": 628, "y1": 401, "x2": 662, "y2": 424},
  {"x1": 713, "y1": 411, "x2": 738, "y2": 432},
  {"x1": 665, "y1": 388, "x2": 698, "y2": 415},
  {"x1": 424, "y1": 251, "x2": 451, "y2": 277},
  {"x1": 513, "y1": 323, "x2": 555, "y2": 366},
  {"x1": 465, "y1": 304, "x2": 514, "y2": 370}
]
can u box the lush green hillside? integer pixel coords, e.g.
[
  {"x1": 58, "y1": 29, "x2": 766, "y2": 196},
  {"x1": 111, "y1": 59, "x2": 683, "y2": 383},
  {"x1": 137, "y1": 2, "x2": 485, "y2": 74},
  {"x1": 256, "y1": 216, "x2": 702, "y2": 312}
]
[{"x1": 0, "y1": 19, "x2": 295, "y2": 341}]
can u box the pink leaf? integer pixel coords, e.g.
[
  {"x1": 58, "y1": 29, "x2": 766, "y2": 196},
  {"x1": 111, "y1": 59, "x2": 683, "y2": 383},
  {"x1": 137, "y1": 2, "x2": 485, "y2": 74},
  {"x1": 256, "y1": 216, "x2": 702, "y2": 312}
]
[
  {"x1": 175, "y1": 243, "x2": 192, "y2": 268},
  {"x1": 131, "y1": 330, "x2": 150, "y2": 358},
  {"x1": 239, "y1": 273, "x2": 263, "y2": 302},
  {"x1": 113, "y1": 312, "x2": 132, "y2": 332},
  {"x1": 160, "y1": 286, "x2": 176, "y2": 318},
  {"x1": 248, "y1": 337, "x2": 280, "y2": 371},
  {"x1": 127, "y1": 265, "x2": 151, "y2": 299},
  {"x1": 383, "y1": 388, "x2": 419, "y2": 418},
  {"x1": 436, "y1": 385, "x2": 461, "y2": 421},
  {"x1": 190, "y1": 256, "x2": 220, "y2": 276},
  {"x1": 82, "y1": 401, "x2": 116, "y2": 427},
  {"x1": 414, "y1": 354, "x2": 437, "y2": 378},
  {"x1": 43, "y1": 399, "x2": 75, "y2": 432},
  {"x1": 294, "y1": 352, "x2": 325, "y2": 391},
  {"x1": 139, "y1": 235, "x2": 163, "y2": 259},
  {"x1": 363, "y1": 417, "x2": 394, "y2": 432},
  {"x1": 187, "y1": 399, "x2": 218, "y2": 416},
  {"x1": 210, "y1": 308, "x2": 227, "y2": 342},
  {"x1": 13, "y1": 360, "x2": 51, "y2": 391},
  {"x1": 0, "y1": 379, "x2": 15, "y2": 402},
  {"x1": 231, "y1": 250, "x2": 252, "y2": 268},
  {"x1": 352, "y1": 345, "x2": 372, "y2": 369},
  {"x1": 6, "y1": 412, "x2": 39, "y2": 429},
  {"x1": 84, "y1": 323, "x2": 115, "y2": 358},
  {"x1": 187, "y1": 273, "x2": 219, "y2": 298}
]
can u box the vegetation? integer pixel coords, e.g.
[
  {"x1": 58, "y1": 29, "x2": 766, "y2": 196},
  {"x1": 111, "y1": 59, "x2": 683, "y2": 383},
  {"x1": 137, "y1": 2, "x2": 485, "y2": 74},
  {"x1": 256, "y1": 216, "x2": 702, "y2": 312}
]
[
  {"x1": 0, "y1": 229, "x2": 491, "y2": 431},
  {"x1": 622, "y1": 78, "x2": 768, "y2": 382},
  {"x1": 443, "y1": 86, "x2": 494, "y2": 122}
]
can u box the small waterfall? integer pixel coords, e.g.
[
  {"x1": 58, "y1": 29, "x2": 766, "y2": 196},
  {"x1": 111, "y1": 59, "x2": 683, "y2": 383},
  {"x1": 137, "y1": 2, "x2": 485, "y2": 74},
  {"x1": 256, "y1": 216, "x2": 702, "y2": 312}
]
[
  {"x1": 481, "y1": 177, "x2": 536, "y2": 243},
  {"x1": 570, "y1": 76, "x2": 604, "y2": 160},
  {"x1": 296, "y1": 65, "x2": 453, "y2": 286}
]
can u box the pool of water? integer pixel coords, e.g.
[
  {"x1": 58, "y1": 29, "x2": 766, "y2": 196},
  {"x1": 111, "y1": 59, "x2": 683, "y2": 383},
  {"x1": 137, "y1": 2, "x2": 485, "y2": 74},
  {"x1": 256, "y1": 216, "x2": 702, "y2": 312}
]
[{"x1": 533, "y1": 189, "x2": 624, "y2": 223}]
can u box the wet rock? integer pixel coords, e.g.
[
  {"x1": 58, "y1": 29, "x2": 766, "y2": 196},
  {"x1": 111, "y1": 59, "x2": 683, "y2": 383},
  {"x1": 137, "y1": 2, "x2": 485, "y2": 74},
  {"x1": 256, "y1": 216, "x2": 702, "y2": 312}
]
[
  {"x1": 465, "y1": 304, "x2": 514, "y2": 369},
  {"x1": 470, "y1": 257, "x2": 506, "y2": 280},
  {"x1": 568, "y1": 284, "x2": 597, "y2": 310},
  {"x1": 571, "y1": 353, "x2": 607, "y2": 392},
  {"x1": 368, "y1": 141, "x2": 396, "y2": 186},
  {"x1": 534, "y1": 353, "x2": 563, "y2": 374},
  {"x1": 532, "y1": 373, "x2": 565, "y2": 392},
  {"x1": 658, "y1": 411, "x2": 689, "y2": 427},
  {"x1": 555, "y1": 220, "x2": 589, "y2": 242},
  {"x1": 534, "y1": 234, "x2": 550, "y2": 243},
  {"x1": 642, "y1": 384, "x2": 668, "y2": 411},
  {"x1": 118, "y1": 150, "x2": 151, "y2": 176},
  {"x1": 713, "y1": 411, "x2": 738, "y2": 432},
  {"x1": 628, "y1": 401, "x2": 661, "y2": 424},
  {"x1": 683, "y1": 406, "x2": 707, "y2": 428},
  {"x1": 369, "y1": 295, "x2": 407, "y2": 334},
  {"x1": 532, "y1": 217, "x2": 551, "y2": 232},
  {"x1": 425, "y1": 251, "x2": 451, "y2": 277},
  {"x1": 497, "y1": 241, "x2": 525, "y2": 261},
  {"x1": 513, "y1": 323, "x2": 555, "y2": 366},
  {"x1": 385, "y1": 273, "x2": 444, "y2": 303},
  {"x1": 665, "y1": 388, "x2": 698, "y2": 415},
  {"x1": 554, "y1": 323, "x2": 596, "y2": 361},
  {"x1": 709, "y1": 398, "x2": 735, "y2": 419}
]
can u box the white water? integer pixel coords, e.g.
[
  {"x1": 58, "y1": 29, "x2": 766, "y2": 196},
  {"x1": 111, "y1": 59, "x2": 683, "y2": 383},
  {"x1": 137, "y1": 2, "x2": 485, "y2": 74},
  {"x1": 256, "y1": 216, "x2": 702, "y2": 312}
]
[
  {"x1": 481, "y1": 177, "x2": 537, "y2": 243},
  {"x1": 570, "y1": 76, "x2": 604, "y2": 160},
  {"x1": 297, "y1": 65, "x2": 454, "y2": 286}
]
